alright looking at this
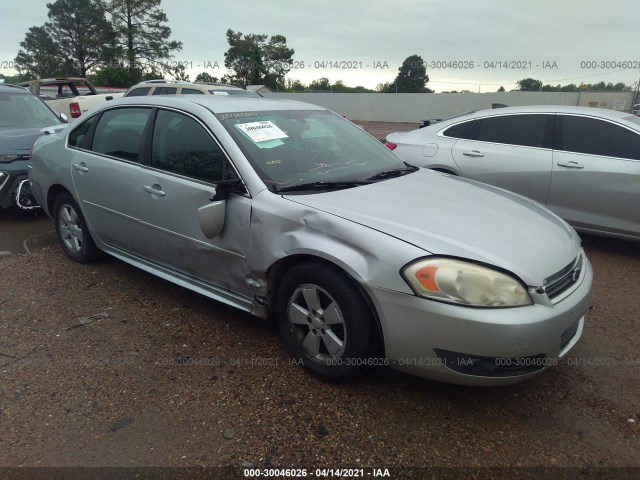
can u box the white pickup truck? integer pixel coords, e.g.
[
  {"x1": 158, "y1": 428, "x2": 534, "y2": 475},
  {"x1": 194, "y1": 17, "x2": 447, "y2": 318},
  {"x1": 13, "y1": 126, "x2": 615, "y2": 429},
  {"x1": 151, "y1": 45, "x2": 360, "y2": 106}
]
[{"x1": 18, "y1": 77, "x2": 124, "y2": 123}]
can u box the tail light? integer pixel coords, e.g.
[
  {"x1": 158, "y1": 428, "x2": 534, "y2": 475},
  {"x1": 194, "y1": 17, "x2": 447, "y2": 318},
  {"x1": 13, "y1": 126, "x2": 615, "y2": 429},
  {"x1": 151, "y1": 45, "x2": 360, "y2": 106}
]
[
  {"x1": 384, "y1": 142, "x2": 397, "y2": 150},
  {"x1": 69, "y1": 102, "x2": 81, "y2": 118}
]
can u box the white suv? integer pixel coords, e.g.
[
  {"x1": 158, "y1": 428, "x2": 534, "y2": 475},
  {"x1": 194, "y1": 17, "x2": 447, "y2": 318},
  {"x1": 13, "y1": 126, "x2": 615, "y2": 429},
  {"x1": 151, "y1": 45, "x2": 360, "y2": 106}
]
[{"x1": 124, "y1": 80, "x2": 260, "y2": 98}]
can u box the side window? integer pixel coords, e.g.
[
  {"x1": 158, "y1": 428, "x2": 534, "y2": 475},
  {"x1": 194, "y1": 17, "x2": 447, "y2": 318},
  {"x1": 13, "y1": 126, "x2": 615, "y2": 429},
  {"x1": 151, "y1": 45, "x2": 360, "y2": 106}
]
[
  {"x1": 91, "y1": 108, "x2": 151, "y2": 161},
  {"x1": 151, "y1": 110, "x2": 233, "y2": 183},
  {"x1": 442, "y1": 121, "x2": 475, "y2": 139},
  {"x1": 475, "y1": 114, "x2": 550, "y2": 148},
  {"x1": 152, "y1": 87, "x2": 177, "y2": 95},
  {"x1": 557, "y1": 115, "x2": 640, "y2": 160},
  {"x1": 68, "y1": 114, "x2": 98, "y2": 148},
  {"x1": 180, "y1": 88, "x2": 205, "y2": 95},
  {"x1": 125, "y1": 87, "x2": 151, "y2": 97}
]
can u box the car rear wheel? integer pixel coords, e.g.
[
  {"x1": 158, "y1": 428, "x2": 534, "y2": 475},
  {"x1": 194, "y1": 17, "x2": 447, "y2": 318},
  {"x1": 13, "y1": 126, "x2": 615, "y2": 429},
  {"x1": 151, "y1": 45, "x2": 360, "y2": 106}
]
[
  {"x1": 276, "y1": 262, "x2": 373, "y2": 380},
  {"x1": 53, "y1": 193, "x2": 100, "y2": 263}
]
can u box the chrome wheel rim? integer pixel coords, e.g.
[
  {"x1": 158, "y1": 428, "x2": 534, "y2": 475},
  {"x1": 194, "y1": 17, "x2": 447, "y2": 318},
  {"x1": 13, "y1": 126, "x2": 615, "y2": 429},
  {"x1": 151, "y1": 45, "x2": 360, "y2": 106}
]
[
  {"x1": 58, "y1": 204, "x2": 83, "y2": 254},
  {"x1": 288, "y1": 284, "x2": 347, "y2": 361}
]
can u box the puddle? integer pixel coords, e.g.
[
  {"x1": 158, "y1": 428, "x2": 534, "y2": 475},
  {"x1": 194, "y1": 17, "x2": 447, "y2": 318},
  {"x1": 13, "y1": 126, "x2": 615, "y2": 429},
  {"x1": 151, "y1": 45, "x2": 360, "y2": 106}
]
[{"x1": 0, "y1": 209, "x2": 57, "y2": 258}]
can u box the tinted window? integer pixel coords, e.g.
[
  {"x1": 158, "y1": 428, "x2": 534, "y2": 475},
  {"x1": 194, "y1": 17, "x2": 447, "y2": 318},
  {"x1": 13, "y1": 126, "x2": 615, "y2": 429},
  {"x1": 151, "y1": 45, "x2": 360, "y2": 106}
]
[
  {"x1": 125, "y1": 87, "x2": 151, "y2": 97},
  {"x1": 558, "y1": 115, "x2": 640, "y2": 160},
  {"x1": 68, "y1": 114, "x2": 98, "y2": 148},
  {"x1": 91, "y1": 108, "x2": 151, "y2": 161},
  {"x1": 181, "y1": 88, "x2": 204, "y2": 95},
  {"x1": 152, "y1": 87, "x2": 177, "y2": 95},
  {"x1": 151, "y1": 110, "x2": 230, "y2": 183},
  {"x1": 443, "y1": 121, "x2": 473, "y2": 139},
  {"x1": 475, "y1": 114, "x2": 549, "y2": 148},
  {"x1": 0, "y1": 92, "x2": 61, "y2": 128}
]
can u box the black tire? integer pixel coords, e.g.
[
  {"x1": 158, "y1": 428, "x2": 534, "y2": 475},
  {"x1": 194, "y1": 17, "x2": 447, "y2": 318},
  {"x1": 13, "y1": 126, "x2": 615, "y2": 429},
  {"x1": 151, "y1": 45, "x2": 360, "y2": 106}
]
[
  {"x1": 276, "y1": 262, "x2": 373, "y2": 380},
  {"x1": 53, "y1": 192, "x2": 101, "y2": 263}
]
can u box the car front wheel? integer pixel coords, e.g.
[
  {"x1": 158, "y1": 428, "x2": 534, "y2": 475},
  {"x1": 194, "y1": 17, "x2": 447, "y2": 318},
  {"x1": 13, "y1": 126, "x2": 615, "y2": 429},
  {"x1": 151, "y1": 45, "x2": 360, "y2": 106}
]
[
  {"x1": 276, "y1": 262, "x2": 374, "y2": 380},
  {"x1": 53, "y1": 193, "x2": 100, "y2": 263}
]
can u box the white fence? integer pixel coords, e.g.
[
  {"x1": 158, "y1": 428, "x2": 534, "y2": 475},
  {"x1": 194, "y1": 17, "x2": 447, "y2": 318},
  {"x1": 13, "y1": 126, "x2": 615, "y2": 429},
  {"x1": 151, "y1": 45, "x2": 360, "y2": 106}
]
[{"x1": 263, "y1": 91, "x2": 637, "y2": 123}]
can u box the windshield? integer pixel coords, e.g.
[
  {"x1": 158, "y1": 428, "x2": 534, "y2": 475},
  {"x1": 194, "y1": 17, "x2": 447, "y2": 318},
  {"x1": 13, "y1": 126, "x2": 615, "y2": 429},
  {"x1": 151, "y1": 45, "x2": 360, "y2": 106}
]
[
  {"x1": 216, "y1": 109, "x2": 408, "y2": 191},
  {"x1": 0, "y1": 92, "x2": 61, "y2": 129}
]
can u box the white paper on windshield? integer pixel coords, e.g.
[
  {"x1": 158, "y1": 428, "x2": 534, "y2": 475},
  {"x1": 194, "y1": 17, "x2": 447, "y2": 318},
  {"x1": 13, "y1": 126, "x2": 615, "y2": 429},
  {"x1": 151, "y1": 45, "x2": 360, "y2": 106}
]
[{"x1": 236, "y1": 121, "x2": 289, "y2": 143}]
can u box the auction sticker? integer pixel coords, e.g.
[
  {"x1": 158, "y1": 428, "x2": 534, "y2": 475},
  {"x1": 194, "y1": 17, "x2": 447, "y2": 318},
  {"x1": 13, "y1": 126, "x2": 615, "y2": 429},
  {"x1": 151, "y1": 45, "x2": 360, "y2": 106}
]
[{"x1": 236, "y1": 121, "x2": 289, "y2": 143}]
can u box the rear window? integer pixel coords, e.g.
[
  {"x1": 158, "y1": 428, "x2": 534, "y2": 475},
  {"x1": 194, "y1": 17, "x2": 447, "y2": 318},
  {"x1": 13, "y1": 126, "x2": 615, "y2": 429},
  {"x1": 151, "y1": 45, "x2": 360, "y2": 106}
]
[{"x1": 125, "y1": 87, "x2": 151, "y2": 97}]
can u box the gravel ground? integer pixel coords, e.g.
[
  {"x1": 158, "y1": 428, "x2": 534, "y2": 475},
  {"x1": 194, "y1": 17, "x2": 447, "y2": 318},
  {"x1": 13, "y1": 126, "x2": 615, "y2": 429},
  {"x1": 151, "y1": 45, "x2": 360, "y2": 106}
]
[{"x1": 0, "y1": 122, "x2": 638, "y2": 479}]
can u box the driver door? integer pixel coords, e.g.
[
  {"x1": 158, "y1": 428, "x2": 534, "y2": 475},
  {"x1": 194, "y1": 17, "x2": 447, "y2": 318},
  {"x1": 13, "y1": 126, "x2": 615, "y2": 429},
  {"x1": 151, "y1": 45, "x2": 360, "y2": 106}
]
[{"x1": 137, "y1": 108, "x2": 252, "y2": 296}]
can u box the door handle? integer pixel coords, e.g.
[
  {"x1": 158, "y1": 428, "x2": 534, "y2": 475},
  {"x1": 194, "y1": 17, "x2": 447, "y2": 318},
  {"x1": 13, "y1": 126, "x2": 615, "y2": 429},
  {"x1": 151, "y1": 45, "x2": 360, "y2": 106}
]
[
  {"x1": 143, "y1": 185, "x2": 166, "y2": 196},
  {"x1": 556, "y1": 161, "x2": 584, "y2": 169},
  {"x1": 462, "y1": 150, "x2": 484, "y2": 157},
  {"x1": 72, "y1": 163, "x2": 89, "y2": 172}
]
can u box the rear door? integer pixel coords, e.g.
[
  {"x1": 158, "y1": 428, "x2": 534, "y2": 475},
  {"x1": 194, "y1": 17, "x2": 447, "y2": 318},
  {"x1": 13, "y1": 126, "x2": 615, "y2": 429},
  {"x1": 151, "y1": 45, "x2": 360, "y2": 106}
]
[
  {"x1": 548, "y1": 114, "x2": 640, "y2": 236},
  {"x1": 70, "y1": 107, "x2": 152, "y2": 257},
  {"x1": 449, "y1": 114, "x2": 554, "y2": 204}
]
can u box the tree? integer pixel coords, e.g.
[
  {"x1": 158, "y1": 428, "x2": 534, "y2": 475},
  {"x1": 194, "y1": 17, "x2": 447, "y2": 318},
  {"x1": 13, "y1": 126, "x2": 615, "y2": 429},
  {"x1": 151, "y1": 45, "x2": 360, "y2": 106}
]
[
  {"x1": 517, "y1": 78, "x2": 543, "y2": 91},
  {"x1": 100, "y1": 0, "x2": 182, "y2": 74},
  {"x1": 387, "y1": 55, "x2": 432, "y2": 93},
  {"x1": 195, "y1": 72, "x2": 219, "y2": 83},
  {"x1": 309, "y1": 77, "x2": 331, "y2": 91},
  {"x1": 497, "y1": 86, "x2": 505, "y2": 92},
  {"x1": 285, "y1": 78, "x2": 306, "y2": 92},
  {"x1": 224, "y1": 30, "x2": 294, "y2": 90},
  {"x1": 15, "y1": 0, "x2": 116, "y2": 77},
  {"x1": 14, "y1": 26, "x2": 69, "y2": 78}
]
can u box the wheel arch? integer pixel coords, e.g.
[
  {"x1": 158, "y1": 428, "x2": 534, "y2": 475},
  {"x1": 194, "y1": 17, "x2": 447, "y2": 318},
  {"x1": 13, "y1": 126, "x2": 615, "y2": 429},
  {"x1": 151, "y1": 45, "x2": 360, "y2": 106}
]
[{"x1": 265, "y1": 253, "x2": 386, "y2": 357}]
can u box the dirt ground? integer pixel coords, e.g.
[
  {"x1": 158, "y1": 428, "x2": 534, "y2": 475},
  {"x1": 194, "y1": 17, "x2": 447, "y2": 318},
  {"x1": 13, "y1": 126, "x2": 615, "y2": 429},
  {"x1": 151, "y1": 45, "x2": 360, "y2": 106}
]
[{"x1": 0, "y1": 122, "x2": 638, "y2": 480}]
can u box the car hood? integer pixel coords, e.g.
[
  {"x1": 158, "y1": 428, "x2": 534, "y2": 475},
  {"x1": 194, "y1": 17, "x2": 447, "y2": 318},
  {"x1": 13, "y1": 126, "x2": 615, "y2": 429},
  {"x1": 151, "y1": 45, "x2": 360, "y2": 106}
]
[
  {"x1": 284, "y1": 169, "x2": 580, "y2": 286},
  {"x1": 0, "y1": 124, "x2": 65, "y2": 154}
]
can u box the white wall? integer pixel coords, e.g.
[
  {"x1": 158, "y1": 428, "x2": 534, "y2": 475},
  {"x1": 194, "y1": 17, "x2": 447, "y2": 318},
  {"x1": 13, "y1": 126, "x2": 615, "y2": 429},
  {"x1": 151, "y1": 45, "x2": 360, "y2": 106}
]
[{"x1": 262, "y1": 91, "x2": 636, "y2": 122}]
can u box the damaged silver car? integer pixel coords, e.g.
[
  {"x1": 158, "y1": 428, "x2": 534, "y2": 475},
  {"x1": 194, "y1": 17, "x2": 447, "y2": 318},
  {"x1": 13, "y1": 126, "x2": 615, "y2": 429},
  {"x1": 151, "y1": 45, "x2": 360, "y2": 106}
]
[{"x1": 29, "y1": 96, "x2": 593, "y2": 386}]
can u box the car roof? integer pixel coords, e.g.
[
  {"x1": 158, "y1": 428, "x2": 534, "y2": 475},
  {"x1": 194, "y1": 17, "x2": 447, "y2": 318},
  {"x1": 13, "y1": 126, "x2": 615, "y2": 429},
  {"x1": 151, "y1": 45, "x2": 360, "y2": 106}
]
[
  {"x1": 455, "y1": 104, "x2": 635, "y2": 120},
  {"x1": 0, "y1": 84, "x2": 31, "y2": 94},
  {"x1": 101, "y1": 94, "x2": 327, "y2": 114},
  {"x1": 129, "y1": 81, "x2": 245, "y2": 91}
]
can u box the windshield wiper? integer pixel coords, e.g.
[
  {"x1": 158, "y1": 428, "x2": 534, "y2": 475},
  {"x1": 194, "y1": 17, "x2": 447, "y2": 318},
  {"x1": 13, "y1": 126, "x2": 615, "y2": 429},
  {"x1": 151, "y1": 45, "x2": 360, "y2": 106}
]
[
  {"x1": 366, "y1": 166, "x2": 419, "y2": 182},
  {"x1": 276, "y1": 180, "x2": 370, "y2": 193}
]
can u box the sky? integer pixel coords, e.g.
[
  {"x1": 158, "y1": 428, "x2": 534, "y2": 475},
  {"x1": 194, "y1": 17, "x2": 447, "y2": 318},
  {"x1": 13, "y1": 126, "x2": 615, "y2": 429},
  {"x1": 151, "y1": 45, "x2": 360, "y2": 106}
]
[{"x1": 1, "y1": 0, "x2": 639, "y2": 92}]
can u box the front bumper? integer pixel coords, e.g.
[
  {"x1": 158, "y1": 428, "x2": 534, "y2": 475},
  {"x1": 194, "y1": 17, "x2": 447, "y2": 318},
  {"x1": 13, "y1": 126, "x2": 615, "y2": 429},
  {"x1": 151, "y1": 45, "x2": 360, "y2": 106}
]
[
  {"x1": 369, "y1": 256, "x2": 593, "y2": 386},
  {"x1": 0, "y1": 159, "x2": 40, "y2": 210}
]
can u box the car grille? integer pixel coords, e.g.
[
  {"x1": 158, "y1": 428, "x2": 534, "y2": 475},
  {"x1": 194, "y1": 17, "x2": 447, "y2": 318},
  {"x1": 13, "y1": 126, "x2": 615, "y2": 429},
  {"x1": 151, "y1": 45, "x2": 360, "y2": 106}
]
[
  {"x1": 543, "y1": 253, "x2": 583, "y2": 300},
  {"x1": 560, "y1": 321, "x2": 580, "y2": 351}
]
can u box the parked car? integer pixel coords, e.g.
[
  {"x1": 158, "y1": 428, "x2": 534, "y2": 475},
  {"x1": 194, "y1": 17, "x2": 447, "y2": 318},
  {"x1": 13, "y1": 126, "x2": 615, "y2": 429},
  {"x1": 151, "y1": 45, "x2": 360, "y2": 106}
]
[
  {"x1": 386, "y1": 105, "x2": 640, "y2": 241},
  {"x1": 18, "y1": 77, "x2": 123, "y2": 122},
  {"x1": 123, "y1": 80, "x2": 261, "y2": 98},
  {"x1": 29, "y1": 96, "x2": 592, "y2": 386},
  {"x1": 0, "y1": 83, "x2": 66, "y2": 210}
]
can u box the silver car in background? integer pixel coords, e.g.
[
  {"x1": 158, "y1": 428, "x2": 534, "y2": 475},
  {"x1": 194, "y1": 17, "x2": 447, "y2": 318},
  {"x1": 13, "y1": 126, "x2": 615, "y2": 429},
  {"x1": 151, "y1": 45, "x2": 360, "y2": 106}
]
[
  {"x1": 29, "y1": 96, "x2": 592, "y2": 386},
  {"x1": 386, "y1": 105, "x2": 640, "y2": 241}
]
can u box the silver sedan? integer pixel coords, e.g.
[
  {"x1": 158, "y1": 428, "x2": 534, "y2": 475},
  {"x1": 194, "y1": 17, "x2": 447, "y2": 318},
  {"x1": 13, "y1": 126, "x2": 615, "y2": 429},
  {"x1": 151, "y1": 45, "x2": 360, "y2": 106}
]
[
  {"x1": 387, "y1": 105, "x2": 640, "y2": 241},
  {"x1": 29, "y1": 96, "x2": 592, "y2": 385}
]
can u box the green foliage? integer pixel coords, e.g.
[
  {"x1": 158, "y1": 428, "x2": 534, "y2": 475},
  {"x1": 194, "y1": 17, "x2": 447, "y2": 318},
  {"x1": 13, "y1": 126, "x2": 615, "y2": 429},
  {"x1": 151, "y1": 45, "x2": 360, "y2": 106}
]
[
  {"x1": 497, "y1": 86, "x2": 505, "y2": 92},
  {"x1": 195, "y1": 72, "x2": 219, "y2": 83},
  {"x1": 92, "y1": 64, "x2": 143, "y2": 87},
  {"x1": 383, "y1": 55, "x2": 432, "y2": 93},
  {"x1": 224, "y1": 29, "x2": 294, "y2": 90},
  {"x1": 15, "y1": 0, "x2": 116, "y2": 77},
  {"x1": 517, "y1": 78, "x2": 543, "y2": 91},
  {"x1": 285, "y1": 78, "x2": 306, "y2": 92},
  {"x1": 521, "y1": 79, "x2": 632, "y2": 92},
  {"x1": 101, "y1": 0, "x2": 182, "y2": 73}
]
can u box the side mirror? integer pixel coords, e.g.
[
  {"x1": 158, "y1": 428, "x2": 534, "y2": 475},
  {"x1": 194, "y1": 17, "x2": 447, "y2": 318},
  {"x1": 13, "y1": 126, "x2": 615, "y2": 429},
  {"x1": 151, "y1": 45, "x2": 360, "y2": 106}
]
[
  {"x1": 197, "y1": 200, "x2": 226, "y2": 239},
  {"x1": 59, "y1": 112, "x2": 69, "y2": 123},
  {"x1": 197, "y1": 180, "x2": 244, "y2": 239}
]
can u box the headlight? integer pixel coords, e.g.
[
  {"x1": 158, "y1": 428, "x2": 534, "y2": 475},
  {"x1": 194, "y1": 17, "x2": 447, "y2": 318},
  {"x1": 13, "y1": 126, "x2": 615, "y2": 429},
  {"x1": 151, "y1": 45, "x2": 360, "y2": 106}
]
[
  {"x1": 0, "y1": 154, "x2": 20, "y2": 163},
  {"x1": 402, "y1": 257, "x2": 532, "y2": 307}
]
